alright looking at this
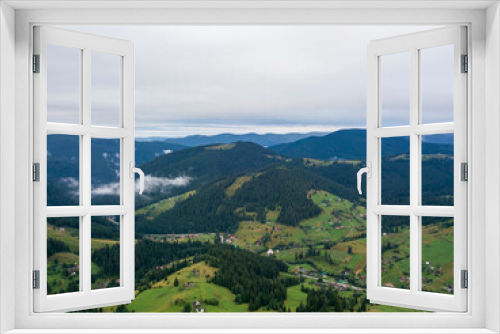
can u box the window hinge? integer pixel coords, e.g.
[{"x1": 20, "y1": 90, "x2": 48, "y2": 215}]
[
  {"x1": 461, "y1": 162, "x2": 468, "y2": 182},
  {"x1": 461, "y1": 54, "x2": 468, "y2": 73},
  {"x1": 33, "y1": 270, "x2": 40, "y2": 289},
  {"x1": 33, "y1": 163, "x2": 40, "y2": 182},
  {"x1": 33, "y1": 54, "x2": 40, "y2": 73},
  {"x1": 461, "y1": 270, "x2": 468, "y2": 289}
]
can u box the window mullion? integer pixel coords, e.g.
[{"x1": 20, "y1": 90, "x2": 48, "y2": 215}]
[
  {"x1": 82, "y1": 47, "x2": 92, "y2": 294},
  {"x1": 409, "y1": 47, "x2": 420, "y2": 294}
]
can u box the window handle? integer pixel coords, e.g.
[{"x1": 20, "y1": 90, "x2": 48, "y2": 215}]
[
  {"x1": 357, "y1": 162, "x2": 371, "y2": 195},
  {"x1": 129, "y1": 161, "x2": 145, "y2": 195}
]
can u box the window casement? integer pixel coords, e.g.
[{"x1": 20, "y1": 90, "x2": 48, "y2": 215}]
[
  {"x1": 33, "y1": 26, "x2": 141, "y2": 312},
  {"x1": 361, "y1": 26, "x2": 468, "y2": 312}
]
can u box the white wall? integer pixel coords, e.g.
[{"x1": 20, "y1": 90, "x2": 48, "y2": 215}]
[
  {"x1": 486, "y1": 2, "x2": 500, "y2": 333},
  {"x1": 0, "y1": 2, "x2": 16, "y2": 333}
]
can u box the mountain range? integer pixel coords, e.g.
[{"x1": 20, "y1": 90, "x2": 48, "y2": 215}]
[
  {"x1": 270, "y1": 129, "x2": 454, "y2": 161},
  {"x1": 48, "y1": 129, "x2": 454, "y2": 230},
  {"x1": 139, "y1": 132, "x2": 329, "y2": 148}
]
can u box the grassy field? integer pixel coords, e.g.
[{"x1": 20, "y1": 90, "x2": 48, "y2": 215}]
[
  {"x1": 421, "y1": 221, "x2": 454, "y2": 294},
  {"x1": 47, "y1": 225, "x2": 79, "y2": 253},
  {"x1": 47, "y1": 252, "x2": 79, "y2": 295},
  {"x1": 284, "y1": 285, "x2": 308, "y2": 311},
  {"x1": 127, "y1": 262, "x2": 250, "y2": 312}
]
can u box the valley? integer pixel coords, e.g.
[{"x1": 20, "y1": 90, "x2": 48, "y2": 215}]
[{"x1": 46, "y1": 129, "x2": 455, "y2": 312}]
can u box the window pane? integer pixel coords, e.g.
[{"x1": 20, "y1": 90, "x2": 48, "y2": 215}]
[
  {"x1": 381, "y1": 215, "x2": 410, "y2": 290},
  {"x1": 91, "y1": 216, "x2": 121, "y2": 290},
  {"x1": 421, "y1": 217, "x2": 454, "y2": 294},
  {"x1": 47, "y1": 44, "x2": 80, "y2": 124},
  {"x1": 421, "y1": 134, "x2": 454, "y2": 206},
  {"x1": 381, "y1": 136, "x2": 410, "y2": 205},
  {"x1": 381, "y1": 52, "x2": 410, "y2": 127},
  {"x1": 91, "y1": 52, "x2": 121, "y2": 127},
  {"x1": 421, "y1": 45, "x2": 454, "y2": 124},
  {"x1": 47, "y1": 134, "x2": 80, "y2": 206},
  {"x1": 91, "y1": 138, "x2": 121, "y2": 206},
  {"x1": 47, "y1": 217, "x2": 80, "y2": 295}
]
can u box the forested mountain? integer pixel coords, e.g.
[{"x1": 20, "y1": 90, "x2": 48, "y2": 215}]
[
  {"x1": 139, "y1": 142, "x2": 285, "y2": 193},
  {"x1": 136, "y1": 149, "x2": 453, "y2": 235},
  {"x1": 270, "y1": 129, "x2": 453, "y2": 161},
  {"x1": 48, "y1": 130, "x2": 454, "y2": 221},
  {"x1": 143, "y1": 132, "x2": 329, "y2": 148},
  {"x1": 135, "y1": 141, "x2": 187, "y2": 165},
  {"x1": 136, "y1": 163, "x2": 362, "y2": 235}
]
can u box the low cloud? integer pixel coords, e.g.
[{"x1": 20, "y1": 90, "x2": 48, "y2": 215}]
[
  {"x1": 92, "y1": 182, "x2": 121, "y2": 196},
  {"x1": 91, "y1": 175, "x2": 192, "y2": 196}
]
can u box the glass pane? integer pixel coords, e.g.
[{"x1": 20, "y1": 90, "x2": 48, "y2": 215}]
[
  {"x1": 47, "y1": 217, "x2": 80, "y2": 295},
  {"x1": 422, "y1": 134, "x2": 454, "y2": 206},
  {"x1": 91, "y1": 52, "x2": 121, "y2": 127},
  {"x1": 47, "y1": 134, "x2": 80, "y2": 206},
  {"x1": 381, "y1": 136, "x2": 410, "y2": 205},
  {"x1": 91, "y1": 138, "x2": 121, "y2": 206},
  {"x1": 421, "y1": 217, "x2": 454, "y2": 294},
  {"x1": 381, "y1": 215, "x2": 410, "y2": 290},
  {"x1": 47, "y1": 44, "x2": 80, "y2": 124},
  {"x1": 421, "y1": 45, "x2": 454, "y2": 124},
  {"x1": 381, "y1": 52, "x2": 410, "y2": 127},
  {"x1": 91, "y1": 216, "x2": 121, "y2": 290}
]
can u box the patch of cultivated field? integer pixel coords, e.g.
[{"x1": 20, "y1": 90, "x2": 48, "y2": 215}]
[
  {"x1": 47, "y1": 224, "x2": 119, "y2": 251},
  {"x1": 300, "y1": 191, "x2": 366, "y2": 243},
  {"x1": 90, "y1": 238, "x2": 120, "y2": 250},
  {"x1": 136, "y1": 191, "x2": 196, "y2": 220},
  {"x1": 330, "y1": 239, "x2": 367, "y2": 274},
  {"x1": 234, "y1": 191, "x2": 366, "y2": 251},
  {"x1": 225, "y1": 175, "x2": 254, "y2": 197},
  {"x1": 234, "y1": 221, "x2": 306, "y2": 249},
  {"x1": 275, "y1": 248, "x2": 309, "y2": 262}
]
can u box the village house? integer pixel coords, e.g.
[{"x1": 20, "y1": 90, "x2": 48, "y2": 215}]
[{"x1": 267, "y1": 249, "x2": 274, "y2": 256}]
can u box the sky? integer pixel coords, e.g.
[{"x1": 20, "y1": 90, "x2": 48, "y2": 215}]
[{"x1": 48, "y1": 25, "x2": 453, "y2": 137}]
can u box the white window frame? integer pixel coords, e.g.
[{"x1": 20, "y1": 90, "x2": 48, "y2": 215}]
[
  {"x1": 32, "y1": 26, "x2": 136, "y2": 312},
  {"x1": 1, "y1": 2, "x2": 499, "y2": 333},
  {"x1": 366, "y1": 26, "x2": 468, "y2": 312}
]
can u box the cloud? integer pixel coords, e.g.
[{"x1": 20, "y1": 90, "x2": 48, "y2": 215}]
[
  {"x1": 163, "y1": 149, "x2": 173, "y2": 155},
  {"x1": 90, "y1": 175, "x2": 192, "y2": 196},
  {"x1": 56, "y1": 25, "x2": 444, "y2": 135}
]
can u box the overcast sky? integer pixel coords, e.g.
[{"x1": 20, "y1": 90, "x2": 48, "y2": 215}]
[{"x1": 49, "y1": 25, "x2": 452, "y2": 137}]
